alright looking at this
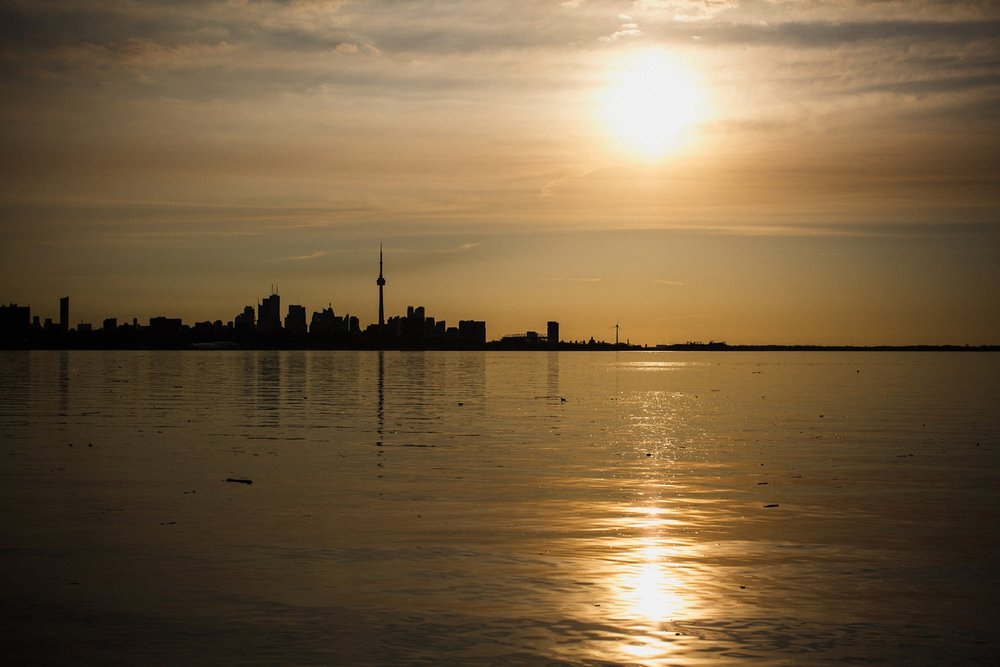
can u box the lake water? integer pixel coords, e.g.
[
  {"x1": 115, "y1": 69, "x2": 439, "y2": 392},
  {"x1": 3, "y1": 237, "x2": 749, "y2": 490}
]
[{"x1": 1, "y1": 350, "x2": 997, "y2": 665}]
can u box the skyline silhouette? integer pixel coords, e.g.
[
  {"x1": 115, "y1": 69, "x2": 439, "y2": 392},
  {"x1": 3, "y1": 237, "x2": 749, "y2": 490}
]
[
  {"x1": 2, "y1": 247, "x2": 996, "y2": 351},
  {"x1": 2, "y1": 249, "x2": 573, "y2": 350}
]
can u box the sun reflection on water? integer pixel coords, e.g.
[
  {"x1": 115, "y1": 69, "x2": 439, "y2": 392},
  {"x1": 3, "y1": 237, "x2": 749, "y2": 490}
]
[
  {"x1": 601, "y1": 504, "x2": 694, "y2": 663},
  {"x1": 625, "y1": 544, "x2": 687, "y2": 621},
  {"x1": 616, "y1": 507, "x2": 688, "y2": 622}
]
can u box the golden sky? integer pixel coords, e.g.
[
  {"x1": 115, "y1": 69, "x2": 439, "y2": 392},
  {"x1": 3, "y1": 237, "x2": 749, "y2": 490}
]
[{"x1": 2, "y1": 0, "x2": 998, "y2": 344}]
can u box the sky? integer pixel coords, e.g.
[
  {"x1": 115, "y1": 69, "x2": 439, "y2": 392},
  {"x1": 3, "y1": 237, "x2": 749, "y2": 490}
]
[{"x1": 1, "y1": 0, "x2": 998, "y2": 345}]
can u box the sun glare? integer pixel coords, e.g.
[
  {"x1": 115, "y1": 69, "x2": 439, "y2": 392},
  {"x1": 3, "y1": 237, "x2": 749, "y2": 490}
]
[{"x1": 599, "y1": 49, "x2": 707, "y2": 160}]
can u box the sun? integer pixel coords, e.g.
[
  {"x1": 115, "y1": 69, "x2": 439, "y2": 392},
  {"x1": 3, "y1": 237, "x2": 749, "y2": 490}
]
[{"x1": 599, "y1": 49, "x2": 707, "y2": 160}]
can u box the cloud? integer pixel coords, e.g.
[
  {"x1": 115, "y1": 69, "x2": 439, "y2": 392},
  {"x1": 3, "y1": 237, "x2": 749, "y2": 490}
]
[
  {"x1": 635, "y1": 0, "x2": 740, "y2": 22},
  {"x1": 281, "y1": 250, "x2": 328, "y2": 262},
  {"x1": 458, "y1": 242, "x2": 481, "y2": 252},
  {"x1": 600, "y1": 14, "x2": 643, "y2": 42},
  {"x1": 631, "y1": 15, "x2": 1000, "y2": 49},
  {"x1": 544, "y1": 277, "x2": 602, "y2": 282},
  {"x1": 2, "y1": 0, "x2": 997, "y2": 232},
  {"x1": 846, "y1": 73, "x2": 1000, "y2": 99},
  {"x1": 0, "y1": 0, "x2": 606, "y2": 110},
  {"x1": 653, "y1": 279, "x2": 686, "y2": 285},
  {"x1": 733, "y1": 19, "x2": 1000, "y2": 48},
  {"x1": 756, "y1": 0, "x2": 999, "y2": 22}
]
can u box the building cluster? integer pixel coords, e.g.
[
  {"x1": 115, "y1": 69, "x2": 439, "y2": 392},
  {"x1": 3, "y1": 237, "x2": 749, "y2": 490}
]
[
  {"x1": 0, "y1": 250, "x2": 497, "y2": 349},
  {"x1": 498, "y1": 321, "x2": 560, "y2": 349},
  {"x1": 1, "y1": 297, "x2": 72, "y2": 344},
  {"x1": 0, "y1": 250, "x2": 649, "y2": 350},
  {"x1": 0, "y1": 294, "x2": 488, "y2": 350}
]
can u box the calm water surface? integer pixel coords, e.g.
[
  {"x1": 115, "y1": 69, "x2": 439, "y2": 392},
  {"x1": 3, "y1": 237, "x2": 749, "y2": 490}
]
[{"x1": 1, "y1": 351, "x2": 998, "y2": 665}]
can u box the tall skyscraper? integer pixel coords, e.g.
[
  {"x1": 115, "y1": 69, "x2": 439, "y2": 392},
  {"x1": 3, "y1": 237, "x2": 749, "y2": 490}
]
[
  {"x1": 59, "y1": 296, "x2": 69, "y2": 333},
  {"x1": 258, "y1": 289, "x2": 281, "y2": 335},
  {"x1": 547, "y1": 321, "x2": 559, "y2": 348},
  {"x1": 284, "y1": 304, "x2": 307, "y2": 335},
  {"x1": 377, "y1": 244, "x2": 386, "y2": 328}
]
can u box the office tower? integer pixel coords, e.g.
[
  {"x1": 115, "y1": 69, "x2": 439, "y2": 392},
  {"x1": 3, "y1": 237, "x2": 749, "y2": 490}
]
[
  {"x1": 234, "y1": 306, "x2": 255, "y2": 332},
  {"x1": 0, "y1": 303, "x2": 31, "y2": 345},
  {"x1": 258, "y1": 290, "x2": 281, "y2": 334},
  {"x1": 547, "y1": 321, "x2": 559, "y2": 347},
  {"x1": 59, "y1": 296, "x2": 69, "y2": 333},
  {"x1": 459, "y1": 320, "x2": 487, "y2": 346},
  {"x1": 285, "y1": 304, "x2": 307, "y2": 335}
]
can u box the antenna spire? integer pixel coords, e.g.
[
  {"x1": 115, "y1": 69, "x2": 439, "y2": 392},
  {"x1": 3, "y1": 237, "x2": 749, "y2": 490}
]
[{"x1": 376, "y1": 243, "x2": 386, "y2": 328}]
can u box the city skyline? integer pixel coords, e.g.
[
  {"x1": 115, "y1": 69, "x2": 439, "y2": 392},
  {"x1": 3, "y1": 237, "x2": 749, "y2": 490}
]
[
  {"x1": 0, "y1": 249, "x2": 488, "y2": 345},
  {"x1": 2, "y1": 2, "x2": 999, "y2": 345},
  {"x1": 6, "y1": 238, "x2": 999, "y2": 348}
]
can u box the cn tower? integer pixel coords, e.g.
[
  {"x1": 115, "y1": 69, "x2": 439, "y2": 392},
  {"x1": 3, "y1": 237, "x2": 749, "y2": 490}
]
[{"x1": 376, "y1": 243, "x2": 385, "y2": 328}]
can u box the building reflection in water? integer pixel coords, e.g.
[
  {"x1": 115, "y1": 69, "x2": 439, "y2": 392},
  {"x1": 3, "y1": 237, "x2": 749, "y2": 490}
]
[
  {"x1": 546, "y1": 350, "x2": 559, "y2": 400},
  {"x1": 251, "y1": 351, "x2": 281, "y2": 427},
  {"x1": 376, "y1": 350, "x2": 384, "y2": 446},
  {"x1": 285, "y1": 350, "x2": 307, "y2": 408},
  {"x1": 58, "y1": 350, "x2": 69, "y2": 417}
]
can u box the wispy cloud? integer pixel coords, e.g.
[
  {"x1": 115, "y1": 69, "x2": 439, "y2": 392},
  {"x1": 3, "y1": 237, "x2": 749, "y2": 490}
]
[
  {"x1": 635, "y1": 0, "x2": 740, "y2": 22},
  {"x1": 458, "y1": 242, "x2": 481, "y2": 252},
  {"x1": 280, "y1": 251, "x2": 328, "y2": 262},
  {"x1": 600, "y1": 14, "x2": 642, "y2": 42},
  {"x1": 544, "y1": 277, "x2": 602, "y2": 282},
  {"x1": 652, "y1": 279, "x2": 686, "y2": 285}
]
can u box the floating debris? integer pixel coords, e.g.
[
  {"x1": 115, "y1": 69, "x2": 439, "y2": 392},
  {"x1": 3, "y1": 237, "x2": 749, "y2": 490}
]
[
  {"x1": 226, "y1": 477, "x2": 253, "y2": 485},
  {"x1": 763, "y1": 503, "x2": 779, "y2": 508}
]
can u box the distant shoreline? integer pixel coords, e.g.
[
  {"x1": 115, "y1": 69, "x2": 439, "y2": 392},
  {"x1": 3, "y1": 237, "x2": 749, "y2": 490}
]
[
  {"x1": 652, "y1": 344, "x2": 1000, "y2": 352},
  {"x1": 1, "y1": 342, "x2": 997, "y2": 352}
]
